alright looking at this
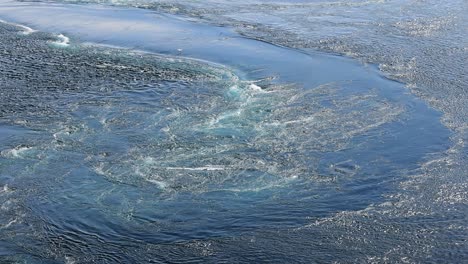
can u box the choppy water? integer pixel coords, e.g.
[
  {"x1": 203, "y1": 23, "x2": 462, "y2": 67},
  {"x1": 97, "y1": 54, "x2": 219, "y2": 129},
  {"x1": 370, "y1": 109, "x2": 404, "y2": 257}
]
[{"x1": 0, "y1": 0, "x2": 466, "y2": 263}]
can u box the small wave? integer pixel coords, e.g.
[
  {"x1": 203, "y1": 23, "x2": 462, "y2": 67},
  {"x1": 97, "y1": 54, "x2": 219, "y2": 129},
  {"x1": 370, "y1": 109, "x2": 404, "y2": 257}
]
[
  {"x1": 0, "y1": 185, "x2": 12, "y2": 195},
  {"x1": 17, "y1": 24, "x2": 35, "y2": 35},
  {"x1": 0, "y1": 19, "x2": 36, "y2": 35},
  {"x1": 0, "y1": 146, "x2": 32, "y2": 159},
  {"x1": 249, "y1": 83, "x2": 264, "y2": 92},
  {"x1": 51, "y1": 34, "x2": 70, "y2": 47},
  {"x1": 394, "y1": 17, "x2": 452, "y2": 37},
  {"x1": 0, "y1": 218, "x2": 18, "y2": 229},
  {"x1": 0, "y1": 198, "x2": 16, "y2": 211},
  {"x1": 165, "y1": 165, "x2": 226, "y2": 171},
  {"x1": 219, "y1": 175, "x2": 299, "y2": 193},
  {"x1": 64, "y1": 256, "x2": 77, "y2": 264},
  {"x1": 145, "y1": 179, "x2": 168, "y2": 189}
]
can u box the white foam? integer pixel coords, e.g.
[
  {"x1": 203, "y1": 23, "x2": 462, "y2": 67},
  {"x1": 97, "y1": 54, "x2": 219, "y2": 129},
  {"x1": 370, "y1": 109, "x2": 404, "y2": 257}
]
[
  {"x1": 14, "y1": 24, "x2": 35, "y2": 35},
  {"x1": 145, "y1": 179, "x2": 167, "y2": 189},
  {"x1": 211, "y1": 109, "x2": 242, "y2": 126},
  {"x1": 65, "y1": 256, "x2": 77, "y2": 264},
  {"x1": 17, "y1": 24, "x2": 36, "y2": 35},
  {"x1": 1, "y1": 199, "x2": 14, "y2": 211},
  {"x1": 219, "y1": 176, "x2": 299, "y2": 193},
  {"x1": 0, "y1": 185, "x2": 12, "y2": 195},
  {"x1": 143, "y1": 156, "x2": 156, "y2": 165},
  {"x1": 165, "y1": 165, "x2": 225, "y2": 171},
  {"x1": 0, "y1": 19, "x2": 36, "y2": 35},
  {"x1": 51, "y1": 34, "x2": 70, "y2": 47},
  {"x1": 0, "y1": 218, "x2": 17, "y2": 229},
  {"x1": 249, "y1": 83, "x2": 264, "y2": 92},
  {"x1": 93, "y1": 164, "x2": 107, "y2": 176},
  {"x1": 0, "y1": 146, "x2": 32, "y2": 158}
]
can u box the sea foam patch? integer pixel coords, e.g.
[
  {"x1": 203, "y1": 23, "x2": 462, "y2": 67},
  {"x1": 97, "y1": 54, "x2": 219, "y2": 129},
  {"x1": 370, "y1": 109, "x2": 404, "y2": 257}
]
[
  {"x1": 0, "y1": 19, "x2": 36, "y2": 35},
  {"x1": 0, "y1": 146, "x2": 33, "y2": 159},
  {"x1": 51, "y1": 34, "x2": 70, "y2": 47}
]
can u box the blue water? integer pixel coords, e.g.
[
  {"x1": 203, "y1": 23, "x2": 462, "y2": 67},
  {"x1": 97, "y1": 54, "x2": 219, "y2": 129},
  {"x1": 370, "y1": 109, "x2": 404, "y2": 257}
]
[{"x1": 0, "y1": 0, "x2": 465, "y2": 263}]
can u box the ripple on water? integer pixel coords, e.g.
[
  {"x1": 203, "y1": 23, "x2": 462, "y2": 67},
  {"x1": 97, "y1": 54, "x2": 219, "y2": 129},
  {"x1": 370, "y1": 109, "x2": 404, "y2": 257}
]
[{"x1": 0, "y1": 13, "x2": 459, "y2": 262}]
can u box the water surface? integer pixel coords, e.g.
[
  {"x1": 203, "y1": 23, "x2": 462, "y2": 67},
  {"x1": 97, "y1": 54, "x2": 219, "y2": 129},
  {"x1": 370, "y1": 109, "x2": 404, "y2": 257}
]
[{"x1": 0, "y1": 0, "x2": 466, "y2": 263}]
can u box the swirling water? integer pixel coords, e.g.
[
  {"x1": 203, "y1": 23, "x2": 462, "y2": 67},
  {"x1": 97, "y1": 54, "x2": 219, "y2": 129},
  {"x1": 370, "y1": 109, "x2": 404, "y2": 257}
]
[{"x1": 0, "y1": 0, "x2": 466, "y2": 263}]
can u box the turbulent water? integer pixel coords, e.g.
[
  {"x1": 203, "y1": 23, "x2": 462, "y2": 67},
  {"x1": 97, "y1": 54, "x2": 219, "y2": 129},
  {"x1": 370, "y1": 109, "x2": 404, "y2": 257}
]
[{"x1": 0, "y1": 0, "x2": 467, "y2": 263}]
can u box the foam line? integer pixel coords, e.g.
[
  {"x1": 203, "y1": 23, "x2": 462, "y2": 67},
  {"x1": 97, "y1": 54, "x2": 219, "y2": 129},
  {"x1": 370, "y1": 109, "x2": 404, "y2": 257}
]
[
  {"x1": 165, "y1": 166, "x2": 226, "y2": 171},
  {"x1": 0, "y1": 19, "x2": 36, "y2": 35},
  {"x1": 51, "y1": 34, "x2": 70, "y2": 46}
]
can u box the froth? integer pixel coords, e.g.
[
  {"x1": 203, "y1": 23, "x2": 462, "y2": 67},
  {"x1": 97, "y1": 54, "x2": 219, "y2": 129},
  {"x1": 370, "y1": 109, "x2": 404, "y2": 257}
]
[
  {"x1": 51, "y1": 34, "x2": 70, "y2": 47},
  {"x1": 0, "y1": 19, "x2": 36, "y2": 35}
]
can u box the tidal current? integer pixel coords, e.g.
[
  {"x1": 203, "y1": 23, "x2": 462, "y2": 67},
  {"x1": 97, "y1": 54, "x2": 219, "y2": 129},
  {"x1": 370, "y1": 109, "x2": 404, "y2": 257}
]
[{"x1": 0, "y1": 0, "x2": 466, "y2": 263}]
